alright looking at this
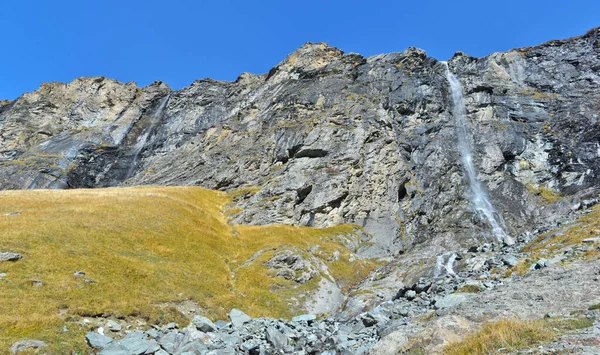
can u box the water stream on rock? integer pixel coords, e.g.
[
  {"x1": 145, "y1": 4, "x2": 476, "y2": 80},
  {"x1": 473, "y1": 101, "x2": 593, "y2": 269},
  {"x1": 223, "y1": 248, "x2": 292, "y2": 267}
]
[
  {"x1": 442, "y1": 62, "x2": 513, "y2": 245},
  {"x1": 126, "y1": 94, "x2": 170, "y2": 179},
  {"x1": 434, "y1": 252, "x2": 457, "y2": 277}
]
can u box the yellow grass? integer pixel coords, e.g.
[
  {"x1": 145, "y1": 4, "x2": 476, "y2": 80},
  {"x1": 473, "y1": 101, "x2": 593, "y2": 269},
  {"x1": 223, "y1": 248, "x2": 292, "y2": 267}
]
[
  {"x1": 444, "y1": 317, "x2": 594, "y2": 355},
  {"x1": 443, "y1": 319, "x2": 554, "y2": 355},
  {"x1": 523, "y1": 204, "x2": 600, "y2": 254},
  {"x1": 0, "y1": 186, "x2": 375, "y2": 353}
]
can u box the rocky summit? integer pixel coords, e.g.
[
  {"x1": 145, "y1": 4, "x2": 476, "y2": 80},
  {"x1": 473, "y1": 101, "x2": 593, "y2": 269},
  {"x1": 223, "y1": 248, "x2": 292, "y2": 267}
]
[{"x1": 1, "y1": 27, "x2": 600, "y2": 354}]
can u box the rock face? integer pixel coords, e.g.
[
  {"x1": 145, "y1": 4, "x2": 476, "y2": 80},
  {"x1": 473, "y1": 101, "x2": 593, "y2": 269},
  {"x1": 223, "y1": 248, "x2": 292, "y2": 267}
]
[{"x1": 1, "y1": 28, "x2": 599, "y2": 256}]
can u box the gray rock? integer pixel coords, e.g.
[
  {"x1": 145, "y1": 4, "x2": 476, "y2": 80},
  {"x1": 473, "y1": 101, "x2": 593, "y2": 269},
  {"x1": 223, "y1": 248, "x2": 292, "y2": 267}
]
[
  {"x1": 532, "y1": 258, "x2": 548, "y2": 270},
  {"x1": 292, "y1": 314, "x2": 317, "y2": 323},
  {"x1": 266, "y1": 327, "x2": 288, "y2": 349},
  {"x1": 583, "y1": 237, "x2": 600, "y2": 244},
  {"x1": 10, "y1": 340, "x2": 46, "y2": 354},
  {"x1": 118, "y1": 331, "x2": 151, "y2": 354},
  {"x1": 404, "y1": 290, "x2": 417, "y2": 301},
  {"x1": 146, "y1": 329, "x2": 160, "y2": 339},
  {"x1": 99, "y1": 343, "x2": 130, "y2": 355},
  {"x1": 0, "y1": 252, "x2": 22, "y2": 262},
  {"x1": 229, "y1": 308, "x2": 252, "y2": 328},
  {"x1": 435, "y1": 293, "x2": 474, "y2": 309},
  {"x1": 158, "y1": 332, "x2": 184, "y2": 354},
  {"x1": 191, "y1": 315, "x2": 217, "y2": 332},
  {"x1": 0, "y1": 273, "x2": 6, "y2": 278},
  {"x1": 86, "y1": 332, "x2": 114, "y2": 349},
  {"x1": 214, "y1": 320, "x2": 229, "y2": 329},
  {"x1": 175, "y1": 339, "x2": 208, "y2": 354},
  {"x1": 107, "y1": 319, "x2": 122, "y2": 332},
  {"x1": 502, "y1": 255, "x2": 519, "y2": 267},
  {"x1": 146, "y1": 339, "x2": 161, "y2": 354},
  {"x1": 241, "y1": 338, "x2": 260, "y2": 352}
]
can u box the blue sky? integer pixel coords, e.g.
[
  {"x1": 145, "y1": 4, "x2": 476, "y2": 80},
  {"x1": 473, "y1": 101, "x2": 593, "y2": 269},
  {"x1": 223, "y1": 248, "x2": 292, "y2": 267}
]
[{"x1": 1, "y1": 0, "x2": 598, "y2": 99}]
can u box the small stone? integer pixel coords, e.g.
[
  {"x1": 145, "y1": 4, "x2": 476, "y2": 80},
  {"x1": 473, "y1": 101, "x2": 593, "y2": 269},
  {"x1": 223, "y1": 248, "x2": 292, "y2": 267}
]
[
  {"x1": 98, "y1": 343, "x2": 129, "y2": 355},
  {"x1": 4, "y1": 211, "x2": 21, "y2": 216},
  {"x1": 502, "y1": 256, "x2": 518, "y2": 267},
  {"x1": 531, "y1": 258, "x2": 548, "y2": 270},
  {"x1": 292, "y1": 314, "x2": 316, "y2": 323},
  {"x1": 0, "y1": 252, "x2": 22, "y2": 262},
  {"x1": 86, "y1": 332, "x2": 114, "y2": 349},
  {"x1": 145, "y1": 329, "x2": 159, "y2": 339},
  {"x1": 361, "y1": 314, "x2": 378, "y2": 327},
  {"x1": 404, "y1": 290, "x2": 417, "y2": 301},
  {"x1": 10, "y1": 340, "x2": 46, "y2": 354},
  {"x1": 30, "y1": 279, "x2": 43, "y2": 287},
  {"x1": 176, "y1": 339, "x2": 208, "y2": 354},
  {"x1": 229, "y1": 308, "x2": 252, "y2": 328},
  {"x1": 74, "y1": 271, "x2": 86, "y2": 278},
  {"x1": 117, "y1": 331, "x2": 150, "y2": 354},
  {"x1": 266, "y1": 327, "x2": 288, "y2": 349},
  {"x1": 164, "y1": 322, "x2": 177, "y2": 330},
  {"x1": 241, "y1": 339, "x2": 260, "y2": 352},
  {"x1": 413, "y1": 282, "x2": 431, "y2": 293},
  {"x1": 107, "y1": 320, "x2": 122, "y2": 332},
  {"x1": 191, "y1": 315, "x2": 217, "y2": 332},
  {"x1": 0, "y1": 273, "x2": 7, "y2": 278},
  {"x1": 215, "y1": 320, "x2": 229, "y2": 328},
  {"x1": 583, "y1": 237, "x2": 600, "y2": 244}
]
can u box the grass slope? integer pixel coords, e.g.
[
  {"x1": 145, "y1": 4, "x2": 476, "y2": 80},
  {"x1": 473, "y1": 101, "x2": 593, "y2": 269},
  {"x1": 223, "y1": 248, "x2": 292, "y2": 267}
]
[{"x1": 0, "y1": 186, "x2": 374, "y2": 353}]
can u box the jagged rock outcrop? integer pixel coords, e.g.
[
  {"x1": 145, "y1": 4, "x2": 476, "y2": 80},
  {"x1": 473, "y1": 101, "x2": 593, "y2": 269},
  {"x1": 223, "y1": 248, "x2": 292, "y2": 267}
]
[{"x1": 1, "y1": 28, "x2": 599, "y2": 257}]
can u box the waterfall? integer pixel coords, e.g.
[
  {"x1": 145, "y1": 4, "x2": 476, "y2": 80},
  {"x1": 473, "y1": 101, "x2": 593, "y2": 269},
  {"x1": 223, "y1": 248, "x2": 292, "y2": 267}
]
[
  {"x1": 434, "y1": 252, "x2": 457, "y2": 277},
  {"x1": 442, "y1": 62, "x2": 513, "y2": 245},
  {"x1": 126, "y1": 94, "x2": 170, "y2": 179}
]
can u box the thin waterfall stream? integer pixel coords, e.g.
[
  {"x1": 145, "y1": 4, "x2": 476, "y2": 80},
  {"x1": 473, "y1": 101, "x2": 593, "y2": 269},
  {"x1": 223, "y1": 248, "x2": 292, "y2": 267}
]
[
  {"x1": 442, "y1": 62, "x2": 513, "y2": 245},
  {"x1": 126, "y1": 94, "x2": 171, "y2": 179}
]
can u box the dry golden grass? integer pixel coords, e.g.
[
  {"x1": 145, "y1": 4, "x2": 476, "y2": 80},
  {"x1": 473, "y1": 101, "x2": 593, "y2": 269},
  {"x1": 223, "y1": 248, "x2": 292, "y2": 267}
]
[
  {"x1": 443, "y1": 319, "x2": 555, "y2": 355},
  {"x1": 0, "y1": 186, "x2": 375, "y2": 353},
  {"x1": 523, "y1": 204, "x2": 600, "y2": 255},
  {"x1": 524, "y1": 184, "x2": 562, "y2": 204},
  {"x1": 444, "y1": 316, "x2": 594, "y2": 355}
]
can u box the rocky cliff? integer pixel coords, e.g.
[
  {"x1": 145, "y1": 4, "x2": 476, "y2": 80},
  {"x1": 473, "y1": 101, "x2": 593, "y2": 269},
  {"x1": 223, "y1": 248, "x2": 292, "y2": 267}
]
[{"x1": 1, "y1": 28, "x2": 599, "y2": 258}]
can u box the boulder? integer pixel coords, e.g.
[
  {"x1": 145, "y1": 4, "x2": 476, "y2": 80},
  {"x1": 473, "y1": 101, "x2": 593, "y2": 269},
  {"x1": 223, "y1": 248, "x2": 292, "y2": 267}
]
[
  {"x1": 191, "y1": 315, "x2": 217, "y2": 332},
  {"x1": 229, "y1": 308, "x2": 252, "y2": 328}
]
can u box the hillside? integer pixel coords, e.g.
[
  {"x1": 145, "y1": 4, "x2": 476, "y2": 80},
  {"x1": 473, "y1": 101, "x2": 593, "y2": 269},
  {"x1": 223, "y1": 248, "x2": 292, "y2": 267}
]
[{"x1": 0, "y1": 186, "x2": 373, "y2": 353}]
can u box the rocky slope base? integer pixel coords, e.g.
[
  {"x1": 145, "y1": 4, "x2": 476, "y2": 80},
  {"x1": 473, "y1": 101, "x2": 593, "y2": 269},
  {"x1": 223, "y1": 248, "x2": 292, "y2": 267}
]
[{"x1": 77, "y1": 201, "x2": 600, "y2": 355}]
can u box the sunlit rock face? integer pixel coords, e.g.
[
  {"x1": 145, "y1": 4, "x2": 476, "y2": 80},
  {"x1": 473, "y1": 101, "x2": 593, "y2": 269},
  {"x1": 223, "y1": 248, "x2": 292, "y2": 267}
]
[{"x1": 1, "y1": 28, "x2": 599, "y2": 256}]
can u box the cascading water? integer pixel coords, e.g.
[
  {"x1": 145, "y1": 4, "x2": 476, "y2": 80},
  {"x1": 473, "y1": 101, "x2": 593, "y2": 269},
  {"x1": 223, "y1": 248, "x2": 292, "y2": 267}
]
[
  {"x1": 126, "y1": 94, "x2": 170, "y2": 179},
  {"x1": 434, "y1": 252, "x2": 457, "y2": 278},
  {"x1": 442, "y1": 62, "x2": 513, "y2": 245}
]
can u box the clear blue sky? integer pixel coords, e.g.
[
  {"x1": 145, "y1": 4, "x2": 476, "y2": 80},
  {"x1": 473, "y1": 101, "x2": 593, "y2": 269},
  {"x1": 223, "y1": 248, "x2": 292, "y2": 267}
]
[{"x1": 1, "y1": 0, "x2": 598, "y2": 99}]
